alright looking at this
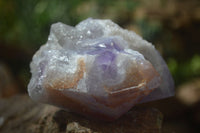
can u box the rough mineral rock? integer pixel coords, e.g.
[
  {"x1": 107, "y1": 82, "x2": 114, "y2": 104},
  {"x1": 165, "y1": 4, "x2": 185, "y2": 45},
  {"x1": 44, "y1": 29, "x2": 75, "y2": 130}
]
[{"x1": 28, "y1": 18, "x2": 174, "y2": 121}]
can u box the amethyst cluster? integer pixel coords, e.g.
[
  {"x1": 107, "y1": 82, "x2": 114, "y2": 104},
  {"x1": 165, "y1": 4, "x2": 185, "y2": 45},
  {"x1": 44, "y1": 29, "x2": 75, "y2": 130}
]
[{"x1": 28, "y1": 18, "x2": 174, "y2": 121}]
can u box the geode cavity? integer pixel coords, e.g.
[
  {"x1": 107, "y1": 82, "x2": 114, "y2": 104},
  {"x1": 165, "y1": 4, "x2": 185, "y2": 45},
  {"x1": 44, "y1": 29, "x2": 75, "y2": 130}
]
[{"x1": 28, "y1": 18, "x2": 174, "y2": 121}]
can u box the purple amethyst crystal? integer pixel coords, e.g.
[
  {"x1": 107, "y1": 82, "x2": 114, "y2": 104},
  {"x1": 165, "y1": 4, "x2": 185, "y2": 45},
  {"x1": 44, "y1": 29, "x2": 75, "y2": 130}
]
[{"x1": 28, "y1": 18, "x2": 174, "y2": 121}]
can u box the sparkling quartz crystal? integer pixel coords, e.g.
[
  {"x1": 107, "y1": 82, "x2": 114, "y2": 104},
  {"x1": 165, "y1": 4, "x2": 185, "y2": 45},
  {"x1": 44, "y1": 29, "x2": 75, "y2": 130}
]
[{"x1": 28, "y1": 18, "x2": 174, "y2": 121}]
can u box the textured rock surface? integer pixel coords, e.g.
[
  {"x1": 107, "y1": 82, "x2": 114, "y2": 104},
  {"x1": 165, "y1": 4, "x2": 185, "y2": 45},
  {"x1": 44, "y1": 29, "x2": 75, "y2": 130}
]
[
  {"x1": 0, "y1": 95, "x2": 163, "y2": 133},
  {"x1": 28, "y1": 18, "x2": 174, "y2": 120}
]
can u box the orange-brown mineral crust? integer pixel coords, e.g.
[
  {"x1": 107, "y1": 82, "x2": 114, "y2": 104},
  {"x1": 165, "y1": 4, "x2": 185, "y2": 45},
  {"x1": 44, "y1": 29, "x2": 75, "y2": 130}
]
[{"x1": 44, "y1": 58, "x2": 85, "y2": 90}]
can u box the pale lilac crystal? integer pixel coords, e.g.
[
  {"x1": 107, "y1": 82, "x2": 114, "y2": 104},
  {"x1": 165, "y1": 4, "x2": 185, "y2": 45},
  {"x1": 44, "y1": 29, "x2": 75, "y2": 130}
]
[{"x1": 28, "y1": 18, "x2": 174, "y2": 121}]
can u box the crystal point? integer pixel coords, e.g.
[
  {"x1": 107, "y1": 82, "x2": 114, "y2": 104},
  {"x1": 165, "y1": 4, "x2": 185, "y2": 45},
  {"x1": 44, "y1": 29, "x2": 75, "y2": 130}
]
[{"x1": 28, "y1": 18, "x2": 174, "y2": 121}]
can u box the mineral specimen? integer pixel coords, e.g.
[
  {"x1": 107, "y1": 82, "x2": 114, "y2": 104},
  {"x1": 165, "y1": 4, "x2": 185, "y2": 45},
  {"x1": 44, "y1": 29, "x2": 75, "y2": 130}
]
[{"x1": 28, "y1": 18, "x2": 174, "y2": 121}]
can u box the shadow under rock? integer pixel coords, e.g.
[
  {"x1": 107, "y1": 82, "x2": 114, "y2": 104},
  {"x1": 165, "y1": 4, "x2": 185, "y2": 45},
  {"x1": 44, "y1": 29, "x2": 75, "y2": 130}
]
[{"x1": 53, "y1": 106, "x2": 163, "y2": 133}]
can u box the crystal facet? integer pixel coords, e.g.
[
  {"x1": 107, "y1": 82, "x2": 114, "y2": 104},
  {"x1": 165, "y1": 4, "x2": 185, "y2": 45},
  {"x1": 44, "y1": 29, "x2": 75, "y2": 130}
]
[{"x1": 28, "y1": 18, "x2": 174, "y2": 121}]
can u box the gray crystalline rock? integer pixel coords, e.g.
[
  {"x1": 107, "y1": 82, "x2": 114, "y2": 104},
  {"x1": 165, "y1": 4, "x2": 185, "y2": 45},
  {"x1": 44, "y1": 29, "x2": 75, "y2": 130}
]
[{"x1": 28, "y1": 18, "x2": 174, "y2": 121}]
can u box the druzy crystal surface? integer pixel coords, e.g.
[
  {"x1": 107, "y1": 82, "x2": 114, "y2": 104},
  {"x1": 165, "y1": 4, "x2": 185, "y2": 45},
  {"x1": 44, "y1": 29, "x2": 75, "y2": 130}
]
[{"x1": 28, "y1": 18, "x2": 174, "y2": 121}]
